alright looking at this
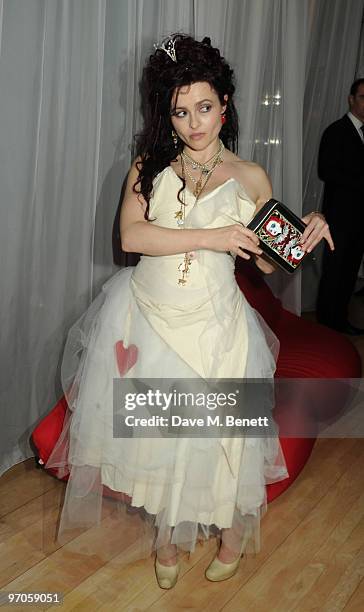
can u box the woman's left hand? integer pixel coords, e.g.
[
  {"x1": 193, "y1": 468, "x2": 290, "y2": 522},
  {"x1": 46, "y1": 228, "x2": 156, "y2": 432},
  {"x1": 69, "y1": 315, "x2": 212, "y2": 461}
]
[{"x1": 300, "y1": 212, "x2": 335, "y2": 253}]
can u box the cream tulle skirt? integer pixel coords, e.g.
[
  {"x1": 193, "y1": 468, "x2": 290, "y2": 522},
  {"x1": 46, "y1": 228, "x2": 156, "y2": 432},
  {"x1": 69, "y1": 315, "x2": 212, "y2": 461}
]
[{"x1": 46, "y1": 264, "x2": 289, "y2": 565}]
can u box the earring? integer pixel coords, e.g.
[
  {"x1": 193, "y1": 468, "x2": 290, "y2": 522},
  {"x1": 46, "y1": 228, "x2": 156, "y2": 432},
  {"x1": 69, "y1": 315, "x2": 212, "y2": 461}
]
[
  {"x1": 220, "y1": 113, "x2": 227, "y2": 125},
  {"x1": 171, "y1": 130, "x2": 178, "y2": 149}
]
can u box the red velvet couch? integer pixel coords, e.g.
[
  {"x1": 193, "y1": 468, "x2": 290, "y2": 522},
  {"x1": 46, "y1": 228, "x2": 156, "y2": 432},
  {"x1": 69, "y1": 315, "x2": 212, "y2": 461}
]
[{"x1": 31, "y1": 261, "x2": 361, "y2": 504}]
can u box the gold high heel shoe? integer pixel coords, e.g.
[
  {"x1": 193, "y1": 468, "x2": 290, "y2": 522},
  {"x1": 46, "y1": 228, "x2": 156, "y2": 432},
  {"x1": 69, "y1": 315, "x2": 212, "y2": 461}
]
[
  {"x1": 155, "y1": 557, "x2": 180, "y2": 589},
  {"x1": 205, "y1": 541, "x2": 245, "y2": 582}
]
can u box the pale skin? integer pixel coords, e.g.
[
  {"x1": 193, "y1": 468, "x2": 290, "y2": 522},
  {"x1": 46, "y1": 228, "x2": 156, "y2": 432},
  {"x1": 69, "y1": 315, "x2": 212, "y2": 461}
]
[
  {"x1": 120, "y1": 81, "x2": 334, "y2": 565},
  {"x1": 349, "y1": 82, "x2": 364, "y2": 123}
]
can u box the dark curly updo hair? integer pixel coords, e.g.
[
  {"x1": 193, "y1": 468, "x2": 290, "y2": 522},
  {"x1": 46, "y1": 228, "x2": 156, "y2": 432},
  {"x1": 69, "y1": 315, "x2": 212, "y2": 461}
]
[{"x1": 133, "y1": 33, "x2": 239, "y2": 220}]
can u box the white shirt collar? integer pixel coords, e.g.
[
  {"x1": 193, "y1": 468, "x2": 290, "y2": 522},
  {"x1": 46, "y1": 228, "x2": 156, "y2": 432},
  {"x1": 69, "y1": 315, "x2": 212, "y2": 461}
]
[{"x1": 347, "y1": 111, "x2": 363, "y2": 131}]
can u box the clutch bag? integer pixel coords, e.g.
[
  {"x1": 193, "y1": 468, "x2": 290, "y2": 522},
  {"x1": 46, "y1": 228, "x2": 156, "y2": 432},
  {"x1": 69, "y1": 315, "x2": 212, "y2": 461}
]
[{"x1": 246, "y1": 198, "x2": 307, "y2": 274}]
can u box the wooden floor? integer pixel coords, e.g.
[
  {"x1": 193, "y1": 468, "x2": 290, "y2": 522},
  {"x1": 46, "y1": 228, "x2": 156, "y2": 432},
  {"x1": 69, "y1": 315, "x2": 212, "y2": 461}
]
[{"x1": 1, "y1": 437, "x2": 363, "y2": 612}]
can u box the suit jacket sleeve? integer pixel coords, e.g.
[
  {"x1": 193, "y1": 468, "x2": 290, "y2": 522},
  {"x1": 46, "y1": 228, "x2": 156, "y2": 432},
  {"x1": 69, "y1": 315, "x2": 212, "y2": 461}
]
[{"x1": 318, "y1": 121, "x2": 364, "y2": 191}]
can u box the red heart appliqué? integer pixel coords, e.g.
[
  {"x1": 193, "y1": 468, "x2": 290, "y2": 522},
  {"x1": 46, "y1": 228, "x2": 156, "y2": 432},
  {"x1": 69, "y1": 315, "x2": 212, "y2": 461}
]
[{"x1": 115, "y1": 341, "x2": 138, "y2": 376}]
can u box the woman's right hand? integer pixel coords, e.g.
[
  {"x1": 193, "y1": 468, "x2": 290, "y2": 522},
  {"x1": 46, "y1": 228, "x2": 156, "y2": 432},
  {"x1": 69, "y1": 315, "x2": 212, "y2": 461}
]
[{"x1": 205, "y1": 224, "x2": 263, "y2": 259}]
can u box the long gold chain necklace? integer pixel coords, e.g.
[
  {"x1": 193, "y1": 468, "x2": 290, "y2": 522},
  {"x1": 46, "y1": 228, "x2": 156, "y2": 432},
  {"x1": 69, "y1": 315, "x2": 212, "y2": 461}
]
[{"x1": 175, "y1": 146, "x2": 224, "y2": 285}]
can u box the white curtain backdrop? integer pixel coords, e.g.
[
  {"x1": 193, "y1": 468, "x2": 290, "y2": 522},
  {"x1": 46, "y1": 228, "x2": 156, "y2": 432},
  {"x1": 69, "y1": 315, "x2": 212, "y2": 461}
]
[
  {"x1": 357, "y1": 11, "x2": 364, "y2": 78},
  {"x1": 1, "y1": 0, "x2": 355, "y2": 476},
  {"x1": 302, "y1": 0, "x2": 364, "y2": 310},
  {"x1": 0, "y1": 0, "x2": 106, "y2": 476}
]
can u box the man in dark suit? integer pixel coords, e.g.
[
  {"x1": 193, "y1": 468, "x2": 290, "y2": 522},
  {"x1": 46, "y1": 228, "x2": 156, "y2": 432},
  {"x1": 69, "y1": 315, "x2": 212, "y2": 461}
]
[{"x1": 316, "y1": 78, "x2": 364, "y2": 335}]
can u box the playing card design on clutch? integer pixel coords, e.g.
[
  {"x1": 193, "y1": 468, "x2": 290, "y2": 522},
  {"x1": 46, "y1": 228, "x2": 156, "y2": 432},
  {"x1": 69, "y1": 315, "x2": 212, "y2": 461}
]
[{"x1": 247, "y1": 199, "x2": 307, "y2": 273}]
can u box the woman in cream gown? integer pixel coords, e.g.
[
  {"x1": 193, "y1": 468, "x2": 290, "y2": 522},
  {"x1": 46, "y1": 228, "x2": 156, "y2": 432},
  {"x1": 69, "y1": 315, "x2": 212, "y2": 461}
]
[{"x1": 46, "y1": 34, "x2": 333, "y2": 588}]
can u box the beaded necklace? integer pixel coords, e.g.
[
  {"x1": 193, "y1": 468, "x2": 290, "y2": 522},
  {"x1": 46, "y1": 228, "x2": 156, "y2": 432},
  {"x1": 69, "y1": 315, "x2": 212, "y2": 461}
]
[{"x1": 182, "y1": 139, "x2": 224, "y2": 172}]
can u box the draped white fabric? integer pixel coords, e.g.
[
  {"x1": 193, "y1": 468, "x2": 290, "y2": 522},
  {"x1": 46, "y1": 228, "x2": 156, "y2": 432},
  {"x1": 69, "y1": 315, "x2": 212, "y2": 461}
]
[
  {"x1": 302, "y1": 0, "x2": 364, "y2": 310},
  {"x1": 0, "y1": 0, "x2": 359, "y2": 476},
  {"x1": 0, "y1": 0, "x2": 106, "y2": 476}
]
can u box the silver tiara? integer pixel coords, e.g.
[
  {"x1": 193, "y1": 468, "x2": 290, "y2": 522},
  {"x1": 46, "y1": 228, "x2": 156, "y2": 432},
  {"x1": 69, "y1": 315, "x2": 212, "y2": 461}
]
[{"x1": 153, "y1": 35, "x2": 177, "y2": 63}]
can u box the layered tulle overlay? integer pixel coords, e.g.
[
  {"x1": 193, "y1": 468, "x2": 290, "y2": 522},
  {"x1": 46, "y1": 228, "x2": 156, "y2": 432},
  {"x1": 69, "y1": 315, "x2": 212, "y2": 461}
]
[{"x1": 46, "y1": 167, "x2": 289, "y2": 564}]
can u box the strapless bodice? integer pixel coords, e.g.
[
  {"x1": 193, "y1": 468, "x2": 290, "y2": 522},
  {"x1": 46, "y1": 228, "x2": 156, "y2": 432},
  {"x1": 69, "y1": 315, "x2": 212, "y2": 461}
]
[
  {"x1": 146, "y1": 165, "x2": 256, "y2": 229},
  {"x1": 131, "y1": 165, "x2": 257, "y2": 302}
]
